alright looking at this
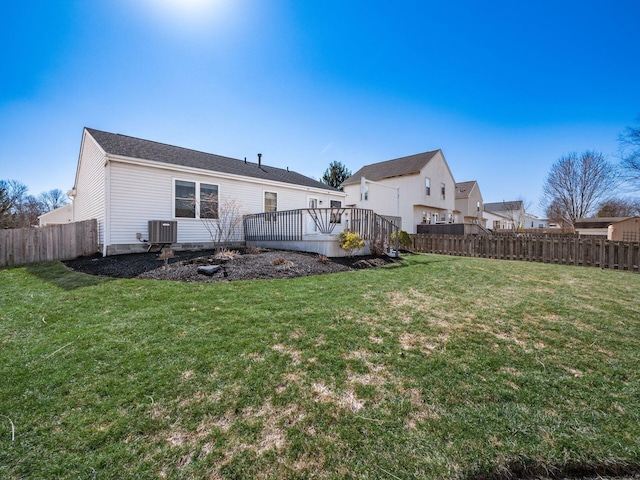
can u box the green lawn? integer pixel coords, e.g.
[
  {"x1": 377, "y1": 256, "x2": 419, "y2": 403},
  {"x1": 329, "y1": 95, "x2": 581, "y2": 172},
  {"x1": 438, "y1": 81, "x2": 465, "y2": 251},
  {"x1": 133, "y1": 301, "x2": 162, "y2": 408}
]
[{"x1": 1, "y1": 254, "x2": 639, "y2": 479}]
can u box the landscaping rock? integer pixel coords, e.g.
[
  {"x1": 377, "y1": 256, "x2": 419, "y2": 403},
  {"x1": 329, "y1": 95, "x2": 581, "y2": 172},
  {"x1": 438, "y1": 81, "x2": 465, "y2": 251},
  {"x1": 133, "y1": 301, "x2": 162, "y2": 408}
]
[{"x1": 197, "y1": 265, "x2": 221, "y2": 276}]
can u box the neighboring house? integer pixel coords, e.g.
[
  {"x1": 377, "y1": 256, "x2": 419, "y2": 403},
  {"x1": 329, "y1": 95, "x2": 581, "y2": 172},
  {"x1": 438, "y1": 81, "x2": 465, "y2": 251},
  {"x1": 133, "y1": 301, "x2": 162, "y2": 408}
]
[
  {"x1": 608, "y1": 217, "x2": 640, "y2": 241},
  {"x1": 38, "y1": 203, "x2": 73, "y2": 226},
  {"x1": 484, "y1": 200, "x2": 540, "y2": 230},
  {"x1": 575, "y1": 217, "x2": 639, "y2": 240},
  {"x1": 342, "y1": 150, "x2": 457, "y2": 234},
  {"x1": 483, "y1": 209, "x2": 513, "y2": 231},
  {"x1": 63, "y1": 128, "x2": 345, "y2": 255},
  {"x1": 455, "y1": 180, "x2": 484, "y2": 225}
]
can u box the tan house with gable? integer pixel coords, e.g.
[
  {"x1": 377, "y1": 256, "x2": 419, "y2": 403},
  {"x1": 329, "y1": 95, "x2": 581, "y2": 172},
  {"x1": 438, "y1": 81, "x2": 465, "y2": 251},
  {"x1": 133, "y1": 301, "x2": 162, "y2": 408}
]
[
  {"x1": 575, "y1": 217, "x2": 640, "y2": 241},
  {"x1": 342, "y1": 150, "x2": 457, "y2": 234},
  {"x1": 455, "y1": 180, "x2": 484, "y2": 225}
]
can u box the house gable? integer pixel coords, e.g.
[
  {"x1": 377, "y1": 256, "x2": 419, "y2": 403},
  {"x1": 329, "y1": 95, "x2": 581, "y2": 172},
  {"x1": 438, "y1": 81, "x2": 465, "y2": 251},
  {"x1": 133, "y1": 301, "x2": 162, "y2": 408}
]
[{"x1": 342, "y1": 150, "x2": 442, "y2": 186}]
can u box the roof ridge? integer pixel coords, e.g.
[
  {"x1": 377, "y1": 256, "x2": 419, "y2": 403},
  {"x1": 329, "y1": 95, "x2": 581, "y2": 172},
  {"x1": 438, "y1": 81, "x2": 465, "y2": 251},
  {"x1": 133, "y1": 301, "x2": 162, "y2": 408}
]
[
  {"x1": 83, "y1": 127, "x2": 338, "y2": 191},
  {"x1": 85, "y1": 127, "x2": 246, "y2": 164},
  {"x1": 367, "y1": 149, "x2": 441, "y2": 167}
]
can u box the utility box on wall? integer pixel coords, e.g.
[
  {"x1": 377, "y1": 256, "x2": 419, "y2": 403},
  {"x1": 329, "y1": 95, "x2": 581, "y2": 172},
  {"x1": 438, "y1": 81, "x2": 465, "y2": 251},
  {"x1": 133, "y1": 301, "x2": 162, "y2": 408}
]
[{"x1": 148, "y1": 220, "x2": 177, "y2": 244}]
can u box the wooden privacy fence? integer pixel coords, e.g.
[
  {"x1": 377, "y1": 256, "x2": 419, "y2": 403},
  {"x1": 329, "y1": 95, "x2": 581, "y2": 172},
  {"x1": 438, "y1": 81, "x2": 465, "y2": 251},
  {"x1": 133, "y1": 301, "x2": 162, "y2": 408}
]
[
  {"x1": 411, "y1": 234, "x2": 640, "y2": 273},
  {"x1": 0, "y1": 219, "x2": 98, "y2": 267}
]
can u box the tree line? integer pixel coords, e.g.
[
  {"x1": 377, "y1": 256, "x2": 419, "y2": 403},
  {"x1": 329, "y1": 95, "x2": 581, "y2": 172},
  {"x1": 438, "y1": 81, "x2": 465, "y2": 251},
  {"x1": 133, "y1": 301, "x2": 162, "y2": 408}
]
[
  {"x1": 541, "y1": 118, "x2": 640, "y2": 227},
  {"x1": 0, "y1": 180, "x2": 68, "y2": 229}
]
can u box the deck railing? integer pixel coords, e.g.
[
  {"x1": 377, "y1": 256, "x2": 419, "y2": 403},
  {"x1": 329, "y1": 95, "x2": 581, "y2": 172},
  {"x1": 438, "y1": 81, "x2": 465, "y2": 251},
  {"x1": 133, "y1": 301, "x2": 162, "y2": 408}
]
[{"x1": 244, "y1": 208, "x2": 400, "y2": 253}]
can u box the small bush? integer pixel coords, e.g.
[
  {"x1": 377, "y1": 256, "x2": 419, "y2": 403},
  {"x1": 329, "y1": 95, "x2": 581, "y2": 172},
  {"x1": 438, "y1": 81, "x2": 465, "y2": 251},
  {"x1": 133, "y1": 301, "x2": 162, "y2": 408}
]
[
  {"x1": 317, "y1": 254, "x2": 328, "y2": 264},
  {"x1": 246, "y1": 246, "x2": 263, "y2": 254},
  {"x1": 368, "y1": 236, "x2": 385, "y2": 257},
  {"x1": 158, "y1": 249, "x2": 174, "y2": 270},
  {"x1": 214, "y1": 250, "x2": 241, "y2": 261},
  {"x1": 390, "y1": 230, "x2": 413, "y2": 250},
  {"x1": 339, "y1": 229, "x2": 365, "y2": 257},
  {"x1": 271, "y1": 257, "x2": 287, "y2": 266},
  {"x1": 272, "y1": 257, "x2": 294, "y2": 269}
]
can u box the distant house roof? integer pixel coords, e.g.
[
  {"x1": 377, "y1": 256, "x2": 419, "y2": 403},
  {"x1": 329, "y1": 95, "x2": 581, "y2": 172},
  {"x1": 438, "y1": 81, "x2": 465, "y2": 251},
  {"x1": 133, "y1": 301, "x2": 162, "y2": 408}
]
[
  {"x1": 455, "y1": 181, "x2": 477, "y2": 198},
  {"x1": 574, "y1": 217, "x2": 631, "y2": 229},
  {"x1": 484, "y1": 200, "x2": 523, "y2": 213},
  {"x1": 85, "y1": 128, "x2": 337, "y2": 191},
  {"x1": 342, "y1": 150, "x2": 441, "y2": 186}
]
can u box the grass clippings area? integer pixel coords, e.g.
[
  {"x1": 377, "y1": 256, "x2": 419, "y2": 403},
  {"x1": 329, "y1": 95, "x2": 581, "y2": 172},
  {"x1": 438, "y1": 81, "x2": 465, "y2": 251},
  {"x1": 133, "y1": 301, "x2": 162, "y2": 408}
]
[{"x1": 1, "y1": 254, "x2": 640, "y2": 479}]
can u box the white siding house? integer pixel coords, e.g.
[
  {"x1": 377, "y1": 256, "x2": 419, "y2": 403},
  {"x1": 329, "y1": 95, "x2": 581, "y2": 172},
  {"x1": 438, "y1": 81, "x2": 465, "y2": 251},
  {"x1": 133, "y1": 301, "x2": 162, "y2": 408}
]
[
  {"x1": 38, "y1": 203, "x2": 73, "y2": 226},
  {"x1": 69, "y1": 128, "x2": 346, "y2": 255},
  {"x1": 342, "y1": 150, "x2": 457, "y2": 233}
]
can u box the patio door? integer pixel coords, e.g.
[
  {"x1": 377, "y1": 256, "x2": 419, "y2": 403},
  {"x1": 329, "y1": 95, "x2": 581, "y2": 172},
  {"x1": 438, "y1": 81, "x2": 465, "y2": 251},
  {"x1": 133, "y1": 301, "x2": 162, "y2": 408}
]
[{"x1": 307, "y1": 197, "x2": 318, "y2": 233}]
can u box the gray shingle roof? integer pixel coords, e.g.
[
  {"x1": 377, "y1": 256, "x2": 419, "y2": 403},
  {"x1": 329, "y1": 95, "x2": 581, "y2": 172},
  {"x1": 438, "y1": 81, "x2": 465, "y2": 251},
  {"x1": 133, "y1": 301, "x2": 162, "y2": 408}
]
[
  {"x1": 341, "y1": 150, "x2": 441, "y2": 186},
  {"x1": 455, "y1": 180, "x2": 477, "y2": 198},
  {"x1": 484, "y1": 200, "x2": 523, "y2": 212},
  {"x1": 85, "y1": 128, "x2": 337, "y2": 191},
  {"x1": 575, "y1": 217, "x2": 631, "y2": 228}
]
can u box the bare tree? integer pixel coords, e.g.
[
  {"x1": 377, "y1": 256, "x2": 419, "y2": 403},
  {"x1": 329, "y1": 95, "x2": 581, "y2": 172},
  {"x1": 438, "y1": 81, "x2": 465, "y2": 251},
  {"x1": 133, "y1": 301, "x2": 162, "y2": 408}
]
[
  {"x1": 0, "y1": 180, "x2": 31, "y2": 228},
  {"x1": 17, "y1": 195, "x2": 46, "y2": 228},
  {"x1": 39, "y1": 189, "x2": 69, "y2": 212},
  {"x1": 199, "y1": 197, "x2": 245, "y2": 251},
  {"x1": 541, "y1": 151, "x2": 619, "y2": 227},
  {"x1": 544, "y1": 197, "x2": 571, "y2": 227},
  {"x1": 618, "y1": 118, "x2": 640, "y2": 187},
  {"x1": 597, "y1": 198, "x2": 640, "y2": 217}
]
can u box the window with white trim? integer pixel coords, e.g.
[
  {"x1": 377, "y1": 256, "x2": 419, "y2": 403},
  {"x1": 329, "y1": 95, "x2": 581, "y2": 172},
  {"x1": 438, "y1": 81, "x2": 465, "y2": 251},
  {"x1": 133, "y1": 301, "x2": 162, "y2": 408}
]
[
  {"x1": 264, "y1": 191, "x2": 277, "y2": 213},
  {"x1": 199, "y1": 183, "x2": 219, "y2": 219},
  {"x1": 330, "y1": 200, "x2": 342, "y2": 223},
  {"x1": 440, "y1": 183, "x2": 446, "y2": 200},
  {"x1": 425, "y1": 178, "x2": 431, "y2": 196},
  {"x1": 175, "y1": 180, "x2": 196, "y2": 218},
  {"x1": 174, "y1": 180, "x2": 219, "y2": 219}
]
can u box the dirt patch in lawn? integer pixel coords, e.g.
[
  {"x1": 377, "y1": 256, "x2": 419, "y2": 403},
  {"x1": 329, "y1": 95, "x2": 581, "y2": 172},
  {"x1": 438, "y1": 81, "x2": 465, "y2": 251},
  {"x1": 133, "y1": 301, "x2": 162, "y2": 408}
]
[{"x1": 64, "y1": 248, "x2": 396, "y2": 282}]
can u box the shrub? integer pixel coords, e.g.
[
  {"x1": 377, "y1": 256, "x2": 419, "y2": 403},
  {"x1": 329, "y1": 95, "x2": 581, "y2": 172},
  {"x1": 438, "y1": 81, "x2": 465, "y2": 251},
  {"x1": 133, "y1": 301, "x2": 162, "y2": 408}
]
[
  {"x1": 158, "y1": 249, "x2": 174, "y2": 270},
  {"x1": 317, "y1": 254, "x2": 328, "y2": 264},
  {"x1": 214, "y1": 250, "x2": 241, "y2": 261},
  {"x1": 272, "y1": 257, "x2": 287, "y2": 266},
  {"x1": 339, "y1": 229, "x2": 365, "y2": 257},
  {"x1": 368, "y1": 236, "x2": 385, "y2": 257},
  {"x1": 390, "y1": 230, "x2": 413, "y2": 250}
]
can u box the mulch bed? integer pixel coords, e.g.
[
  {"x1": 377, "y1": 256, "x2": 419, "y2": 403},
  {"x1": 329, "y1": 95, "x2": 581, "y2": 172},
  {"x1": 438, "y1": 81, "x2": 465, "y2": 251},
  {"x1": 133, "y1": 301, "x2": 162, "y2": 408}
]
[{"x1": 64, "y1": 248, "x2": 396, "y2": 282}]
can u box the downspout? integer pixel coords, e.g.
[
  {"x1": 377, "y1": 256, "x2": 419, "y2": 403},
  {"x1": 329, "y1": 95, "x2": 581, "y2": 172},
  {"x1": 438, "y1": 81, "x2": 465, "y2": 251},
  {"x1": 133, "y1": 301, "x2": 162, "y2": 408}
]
[{"x1": 103, "y1": 159, "x2": 111, "y2": 256}]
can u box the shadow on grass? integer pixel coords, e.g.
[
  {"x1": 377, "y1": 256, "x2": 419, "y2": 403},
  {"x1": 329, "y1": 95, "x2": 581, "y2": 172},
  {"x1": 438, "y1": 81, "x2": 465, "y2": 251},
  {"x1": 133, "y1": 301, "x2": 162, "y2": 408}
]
[
  {"x1": 25, "y1": 262, "x2": 112, "y2": 291},
  {"x1": 466, "y1": 458, "x2": 640, "y2": 480}
]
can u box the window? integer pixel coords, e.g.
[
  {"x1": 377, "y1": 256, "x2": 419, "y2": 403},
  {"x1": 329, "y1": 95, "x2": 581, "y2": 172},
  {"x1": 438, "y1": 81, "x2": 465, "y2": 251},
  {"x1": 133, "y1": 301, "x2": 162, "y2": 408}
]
[
  {"x1": 200, "y1": 183, "x2": 219, "y2": 219},
  {"x1": 175, "y1": 180, "x2": 196, "y2": 218},
  {"x1": 425, "y1": 178, "x2": 431, "y2": 196},
  {"x1": 330, "y1": 200, "x2": 342, "y2": 223},
  {"x1": 477, "y1": 201, "x2": 481, "y2": 212},
  {"x1": 361, "y1": 186, "x2": 368, "y2": 201},
  {"x1": 440, "y1": 183, "x2": 446, "y2": 200},
  {"x1": 264, "y1": 191, "x2": 277, "y2": 213},
  {"x1": 175, "y1": 180, "x2": 219, "y2": 219}
]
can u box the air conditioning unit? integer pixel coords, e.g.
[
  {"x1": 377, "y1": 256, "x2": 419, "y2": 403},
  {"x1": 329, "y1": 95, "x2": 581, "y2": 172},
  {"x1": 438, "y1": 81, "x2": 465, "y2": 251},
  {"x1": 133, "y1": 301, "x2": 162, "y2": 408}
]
[{"x1": 148, "y1": 220, "x2": 177, "y2": 244}]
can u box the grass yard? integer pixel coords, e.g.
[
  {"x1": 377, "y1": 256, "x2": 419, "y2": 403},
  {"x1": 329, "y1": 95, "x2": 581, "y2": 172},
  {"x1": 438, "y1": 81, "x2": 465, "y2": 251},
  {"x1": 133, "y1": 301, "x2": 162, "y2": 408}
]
[{"x1": 1, "y1": 254, "x2": 640, "y2": 479}]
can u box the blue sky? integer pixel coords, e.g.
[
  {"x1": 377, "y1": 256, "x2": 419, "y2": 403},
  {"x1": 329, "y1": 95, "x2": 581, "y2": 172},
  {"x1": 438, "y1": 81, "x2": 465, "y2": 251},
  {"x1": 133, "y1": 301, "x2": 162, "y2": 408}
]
[{"x1": 2, "y1": 0, "x2": 639, "y2": 216}]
